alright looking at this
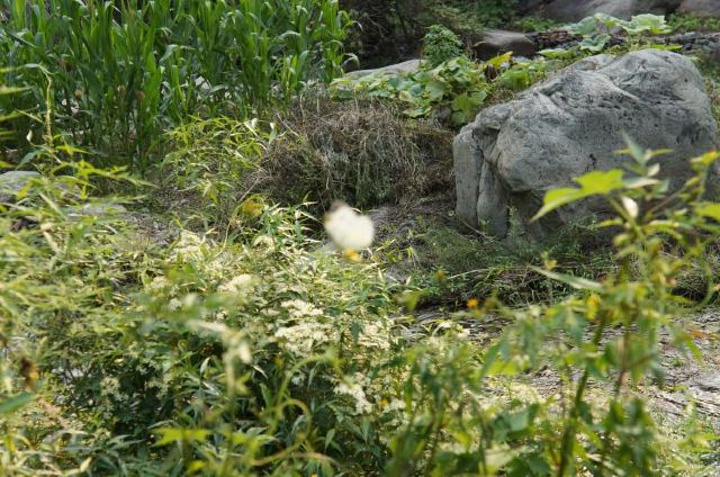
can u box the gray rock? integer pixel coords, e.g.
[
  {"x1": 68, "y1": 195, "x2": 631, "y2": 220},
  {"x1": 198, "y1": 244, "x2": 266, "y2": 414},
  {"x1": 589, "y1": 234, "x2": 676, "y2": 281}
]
[
  {"x1": 454, "y1": 49, "x2": 719, "y2": 238},
  {"x1": 520, "y1": 0, "x2": 681, "y2": 22},
  {"x1": 0, "y1": 171, "x2": 41, "y2": 202},
  {"x1": 67, "y1": 202, "x2": 128, "y2": 218},
  {"x1": 522, "y1": 0, "x2": 720, "y2": 21},
  {"x1": 345, "y1": 59, "x2": 422, "y2": 79},
  {"x1": 473, "y1": 29, "x2": 536, "y2": 61},
  {"x1": 678, "y1": 0, "x2": 720, "y2": 16},
  {"x1": 696, "y1": 374, "x2": 720, "y2": 391}
]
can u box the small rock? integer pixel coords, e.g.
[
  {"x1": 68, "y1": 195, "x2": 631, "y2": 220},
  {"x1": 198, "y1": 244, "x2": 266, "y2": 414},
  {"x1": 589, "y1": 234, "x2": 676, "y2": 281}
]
[
  {"x1": 345, "y1": 59, "x2": 422, "y2": 79},
  {"x1": 0, "y1": 171, "x2": 41, "y2": 202},
  {"x1": 66, "y1": 202, "x2": 128, "y2": 218},
  {"x1": 696, "y1": 374, "x2": 720, "y2": 391},
  {"x1": 473, "y1": 29, "x2": 536, "y2": 61}
]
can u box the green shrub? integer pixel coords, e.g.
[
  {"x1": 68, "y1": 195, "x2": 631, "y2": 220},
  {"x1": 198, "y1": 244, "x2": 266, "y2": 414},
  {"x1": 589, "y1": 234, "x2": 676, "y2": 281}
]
[
  {"x1": 4, "y1": 130, "x2": 720, "y2": 475},
  {"x1": 422, "y1": 24, "x2": 465, "y2": 66},
  {"x1": 151, "y1": 117, "x2": 274, "y2": 228},
  {"x1": 669, "y1": 12, "x2": 720, "y2": 32},
  {"x1": 564, "y1": 13, "x2": 672, "y2": 53}
]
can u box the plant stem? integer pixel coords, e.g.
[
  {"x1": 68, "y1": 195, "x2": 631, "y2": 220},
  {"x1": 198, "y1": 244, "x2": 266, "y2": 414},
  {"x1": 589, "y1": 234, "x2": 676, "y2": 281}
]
[{"x1": 557, "y1": 313, "x2": 609, "y2": 476}]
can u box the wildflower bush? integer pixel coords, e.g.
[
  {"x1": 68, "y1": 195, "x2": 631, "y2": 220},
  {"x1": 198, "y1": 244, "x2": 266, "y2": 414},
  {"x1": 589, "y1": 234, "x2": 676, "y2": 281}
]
[{"x1": 2, "y1": 118, "x2": 719, "y2": 477}]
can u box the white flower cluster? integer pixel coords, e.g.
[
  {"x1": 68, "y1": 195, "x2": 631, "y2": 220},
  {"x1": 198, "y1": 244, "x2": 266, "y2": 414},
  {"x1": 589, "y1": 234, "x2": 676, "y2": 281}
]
[
  {"x1": 334, "y1": 374, "x2": 373, "y2": 415},
  {"x1": 280, "y1": 299, "x2": 324, "y2": 319},
  {"x1": 218, "y1": 274, "x2": 254, "y2": 294},
  {"x1": 170, "y1": 231, "x2": 206, "y2": 261},
  {"x1": 357, "y1": 321, "x2": 393, "y2": 351},
  {"x1": 147, "y1": 275, "x2": 171, "y2": 291},
  {"x1": 274, "y1": 322, "x2": 337, "y2": 355}
]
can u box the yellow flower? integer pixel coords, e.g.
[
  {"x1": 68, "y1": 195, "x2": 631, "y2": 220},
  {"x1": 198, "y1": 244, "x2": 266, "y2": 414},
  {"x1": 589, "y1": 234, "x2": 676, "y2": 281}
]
[
  {"x1": 586, "y1": 293, "x2": 600, "y2": 320},
  {"x1": 240, "y1": 197, "x2": 263, "y2": 218},
  {"x1": 343, "y1": 249, "x2": 362, "y2": 262},
  {"x1": 467, "y1": 298, "x2": 479, "y2": 309}
]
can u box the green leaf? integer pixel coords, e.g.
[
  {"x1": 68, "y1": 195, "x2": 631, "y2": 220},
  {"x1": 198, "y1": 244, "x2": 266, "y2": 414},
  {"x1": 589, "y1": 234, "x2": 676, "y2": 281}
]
[
  {"x1": 425, "y1": 79, "x2": 447, "y2": 101},
  {"x1": 575, "y1": 169, "x2": 625, "y2": 195},
  {"x1": 154, "y1": 427, "x2": 211, "y2": 447},
  {"x1": 623, "y1": 14, "x2": 672, "y2": 35},
  {"x1": 579, "y1": 34, "x2": 611, "y2": 53},
  {"x1": 695, "y1": 203, "x2": 720, "y2": 221},
  {"x1": 539, "y1": 48, "x2": 579, "y2": 60},
  {"x1": 532, "y1": 187, "x2": 583, "y2": 220},
  {"x1": 0, "y1": 392, "x2": 34, "y2": 414},
  {"x1": 404, "y1": 106, "x2": 431, "y2": 118},
  {"x1": 567, "y1": 16, "x2": 600, "y2": 36},
  {"x1": 532, "y1": 267, "x2": 603, "y2": 291},
  {"x1": 484, "y1": 51, "x2": 513, "y2": 70}
]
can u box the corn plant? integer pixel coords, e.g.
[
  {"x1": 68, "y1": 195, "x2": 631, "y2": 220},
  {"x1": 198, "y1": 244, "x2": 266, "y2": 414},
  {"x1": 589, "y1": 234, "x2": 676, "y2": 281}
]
[{"x1": 0, "y1": 0, "x2": 351, "y2": 170}]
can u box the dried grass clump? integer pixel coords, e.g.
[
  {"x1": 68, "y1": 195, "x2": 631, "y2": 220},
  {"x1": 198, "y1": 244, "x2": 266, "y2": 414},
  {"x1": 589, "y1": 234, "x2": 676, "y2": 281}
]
[{"x1": 261, "y1": 96, "x2": 454, "y2": 208}]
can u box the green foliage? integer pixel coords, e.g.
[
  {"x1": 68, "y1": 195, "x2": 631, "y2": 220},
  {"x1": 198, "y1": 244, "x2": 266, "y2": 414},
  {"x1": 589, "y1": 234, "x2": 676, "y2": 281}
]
[
  {"x1": 422, "y1": 25, "x2": 465, "y2": 67},
  {"x1": 3, "y1": 4, "x2": 720, "y2": 474},
  {"x1": 669, "y1": 12, "x2": 720, "y2": 33},
  {"x1": 152, "y1": 117, "x2": 275, "y2": 227},
  {"x1": 332, "y1": 53, "x2": 547, "y2": 126},
  {"x1": 0, "y1": 0, "x2": 351, "y2": 170},
  {"x1": 510, "y1": 16, "x2": 562, "y2": 33},
  {"x1": 429, "y1": 0, "x2": 518, "y2": 29},
  {"x1": 3, "y1": 111, "x2": 719, "y2": 476},
  {"x1": 566, "y1": 13, "x2": 672, "y2": 53}
]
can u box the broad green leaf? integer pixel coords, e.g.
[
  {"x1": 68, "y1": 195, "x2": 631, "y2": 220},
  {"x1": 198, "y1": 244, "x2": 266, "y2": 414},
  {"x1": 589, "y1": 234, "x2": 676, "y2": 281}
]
[
  {"x1": 532, "y1": 267, "x2": 603, "y2": 291},
  {"x1": 532, "y1": 187, "x2": 583, "y2": 220},
  {"x1": 484, "y1": 51, "x2": 513, "y2": 70},
  {"x1": 154, "y1": 427, "x2": 211, "y2": 447},
  {"x1": 567, "y1": 16, "x2": 600, "y2": 36},
  {"x1": 0, "y1": 392, "x2": 34, "y2": 414},
  {"x1": 579, "y1": 34, "x2": 611, "y2": 53},
  {"x1": 695, "y1": 203, "x2": 720, "y2": 221},
  {"x1": 575, "y1": 169, "x2": 625, "y2": 195},
  {"x1": 623, "y1": 14, "x2": 671, "y2": 35},
  {"x1": 425, "y1": 79, "x2": 447, "y2": 101}
]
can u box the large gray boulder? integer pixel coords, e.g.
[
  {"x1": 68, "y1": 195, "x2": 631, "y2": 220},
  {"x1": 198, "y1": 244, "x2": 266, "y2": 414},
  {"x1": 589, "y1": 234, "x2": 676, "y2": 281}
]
[
  {"x1": 520, "y1": 0, "x2": 680, "y2": 21},
  {"x1": 679, "y1": 0, "x2": 720, "y2": 16},
  {"x1": 521, "y1": 0, "x2": 720, "y2": 21},
  {"x1": 454, "y1": 49, "x2": 719, "y2": 238}
]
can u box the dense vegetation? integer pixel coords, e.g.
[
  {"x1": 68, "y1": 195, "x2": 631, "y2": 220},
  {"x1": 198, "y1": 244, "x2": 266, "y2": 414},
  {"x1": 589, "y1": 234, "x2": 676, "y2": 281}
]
[{"x1": 1, "y1": 1, "x2": 720, "y2": 475}]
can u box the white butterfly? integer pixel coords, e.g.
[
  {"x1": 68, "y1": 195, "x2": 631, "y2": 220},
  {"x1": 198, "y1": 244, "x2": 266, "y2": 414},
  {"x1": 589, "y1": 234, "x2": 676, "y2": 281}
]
[{"x1": 324, "y1": 201, "x2": 375, "y2": 252}]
